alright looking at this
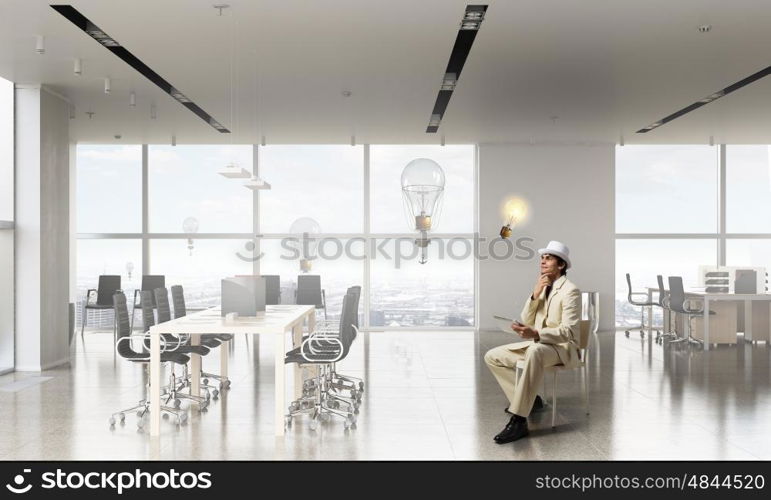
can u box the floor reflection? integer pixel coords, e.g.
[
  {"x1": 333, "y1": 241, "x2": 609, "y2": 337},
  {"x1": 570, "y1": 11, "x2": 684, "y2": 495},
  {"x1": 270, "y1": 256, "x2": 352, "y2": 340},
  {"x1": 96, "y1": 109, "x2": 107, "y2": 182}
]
[{"x1": 0, "y1": 328, "x2": 768, "y2": 460}]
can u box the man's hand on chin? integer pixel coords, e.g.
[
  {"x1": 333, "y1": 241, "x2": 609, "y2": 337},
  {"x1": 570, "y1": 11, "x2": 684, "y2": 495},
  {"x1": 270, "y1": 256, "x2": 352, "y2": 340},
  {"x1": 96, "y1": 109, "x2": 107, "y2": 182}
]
[{"x1": 511, "y1": 324, "x2": 540, "y2": 341}]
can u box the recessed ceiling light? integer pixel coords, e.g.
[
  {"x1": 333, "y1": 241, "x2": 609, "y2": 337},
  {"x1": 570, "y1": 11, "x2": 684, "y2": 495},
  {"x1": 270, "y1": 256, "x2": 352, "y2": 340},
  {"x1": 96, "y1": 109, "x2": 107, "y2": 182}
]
[
  {"x1": 35, "y1": 35, "x2": 45, "y2": 55},
  {"x1": 52, "y1": 5, "x2": 229, "y2": 133},
  {"x1": 698, "y1": 24, "x2": 712, "y2": 33},
  {"x1": 425, "y1": 4, "x2": 488, "y2": 133},
  {"x1": 637, "y1": 65, "x2": 771, "y2": 133},
  {"x1": 74, "y1": 58, "x2": 82, "y2": 75}
]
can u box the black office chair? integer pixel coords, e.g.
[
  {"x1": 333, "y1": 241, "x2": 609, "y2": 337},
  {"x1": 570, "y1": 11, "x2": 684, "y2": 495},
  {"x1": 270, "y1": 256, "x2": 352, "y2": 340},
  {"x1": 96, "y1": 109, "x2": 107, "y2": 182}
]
[
  {"x1": 109, "y1": 292, "x2": 189, "y2": 428},
  {"x1": 624, "y1": 273, "x2": 657, "y2": 338},
  {"x1": 169, "y1": 285, "x2": 232, "y2": 394},
  {"x1": 130, "y1": 275, "x2": 165, "y2": 331},
  {"x1": 285, "y1": 290, "x2": 359, "y2": 430},
  {"x1": 656, "y1": 275, "x2": 677, "y2": 343},
  {"x1": 296, "y1": 275, "x2": 326, "y2": 319},
  {"x1": 667, "y1": 276, "x2": 714, "y2": 345},
  {"x1": 264, "y1": 275, "x2": 281, "y2": 305},
  {"x1": 142, "y1": 290, "x2": 211, "y2": 410},
  {"x1": 82, "y1": 275, "x2": 122, "y2": 342}
]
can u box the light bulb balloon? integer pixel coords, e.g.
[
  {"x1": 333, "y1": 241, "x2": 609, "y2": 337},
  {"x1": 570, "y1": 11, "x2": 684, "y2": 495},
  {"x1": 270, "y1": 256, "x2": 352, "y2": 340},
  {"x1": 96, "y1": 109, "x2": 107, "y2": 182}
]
[
  {"x1": 401, "y1": 158, "x2": 445, "y2": 264},
  {"x1": 288, "y1": 217, "x2": 321, "y2": 272},
  {"x1": 182, "y1": 217, "x2": 199, "y2": 256}
]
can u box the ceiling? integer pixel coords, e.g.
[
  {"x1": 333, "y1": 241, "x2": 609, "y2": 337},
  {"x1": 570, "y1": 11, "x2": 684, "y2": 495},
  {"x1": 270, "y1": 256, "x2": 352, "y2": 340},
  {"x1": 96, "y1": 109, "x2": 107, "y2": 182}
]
[{"x1": 2, "y1": 0, "x2": 771, "y2": 145}]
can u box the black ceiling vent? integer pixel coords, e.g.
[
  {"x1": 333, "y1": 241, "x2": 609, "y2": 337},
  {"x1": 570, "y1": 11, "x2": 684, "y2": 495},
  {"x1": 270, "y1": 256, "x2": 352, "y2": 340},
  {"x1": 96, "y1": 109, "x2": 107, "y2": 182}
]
[
  {"x1": 51, "y1": 4, "x2": 229, "y2": 133},
  {"x1": 637, "y1": 64, "x2": 771, "y2": 133},
  {"x1": 426, "y1": 5, "x2": 488, "y2": 133}
]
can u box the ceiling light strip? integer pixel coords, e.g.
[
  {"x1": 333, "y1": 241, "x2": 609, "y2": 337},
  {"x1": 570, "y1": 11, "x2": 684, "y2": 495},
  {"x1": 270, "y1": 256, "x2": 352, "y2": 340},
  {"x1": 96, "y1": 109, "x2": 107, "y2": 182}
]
[
  {"x1": 425, "y1": 4, "x2": 487, "y2": 133},
  {"x1": 50, "y1": 4, "x2": 229, "y2": 133},
  {"x1": 637, "y1": 64, "x2": 771, "y2": 133}
]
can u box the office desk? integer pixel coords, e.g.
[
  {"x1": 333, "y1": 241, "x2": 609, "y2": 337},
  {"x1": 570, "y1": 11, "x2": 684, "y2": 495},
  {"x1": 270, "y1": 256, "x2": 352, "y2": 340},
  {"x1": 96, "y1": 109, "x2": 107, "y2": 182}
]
[
  {"x1": 691, "y1": 292, "x2": 771, "y2": 350},
  {"x1": 646, "y1": 288, "x2": 771, "y2": 351},
  {"x1": 148, "y1": 304, "x2": 316, "y2": 437}
]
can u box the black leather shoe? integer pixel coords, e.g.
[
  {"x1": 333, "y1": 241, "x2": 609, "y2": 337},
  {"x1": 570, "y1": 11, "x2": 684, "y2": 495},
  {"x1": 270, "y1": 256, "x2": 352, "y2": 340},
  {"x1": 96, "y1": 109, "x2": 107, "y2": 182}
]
[
  {"x1": 494, "y1": 416, "x2": 529, "y2": 444},
  {"x1": 504, "y1": 395, "x2": 544, "y2": 415}
]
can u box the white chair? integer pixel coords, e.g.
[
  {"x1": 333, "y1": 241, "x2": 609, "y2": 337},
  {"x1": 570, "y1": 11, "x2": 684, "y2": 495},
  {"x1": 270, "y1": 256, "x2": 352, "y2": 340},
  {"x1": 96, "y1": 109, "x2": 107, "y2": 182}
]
[{"x1": 514, "y1": 319, "x2": 591, "y2": 429}]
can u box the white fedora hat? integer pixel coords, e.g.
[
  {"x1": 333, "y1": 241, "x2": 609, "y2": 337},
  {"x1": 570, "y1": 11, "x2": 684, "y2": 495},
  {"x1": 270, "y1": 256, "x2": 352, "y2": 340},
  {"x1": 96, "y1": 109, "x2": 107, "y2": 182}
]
[{"x1": 538, "y1": 240, "x2": 571, "y2": 269}]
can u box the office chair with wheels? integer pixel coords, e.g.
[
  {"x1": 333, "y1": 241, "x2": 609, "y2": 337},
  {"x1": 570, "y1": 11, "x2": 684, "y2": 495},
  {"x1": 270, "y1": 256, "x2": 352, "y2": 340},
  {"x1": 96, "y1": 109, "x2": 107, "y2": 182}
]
[
  {"x1": 82, "y1": 275, "x2": 121, "y2": 341},
  {"x1": 624, "y1": 273, "x2": 656, "y2": 338},
  {"x1": 130, "y1": 275, "x2": 165, "y2": 331},
  {"x1": 667, "y1": 276, "x2": 714, "y2": 346},
  {"x1": 109, "y1": 292, "x2": 189, "y2": 428},
  {"x1": 264, "y1": 275, "x2": 282, "y2": 305},
  {"x1": 169, "y1": 285, "x2": 232, "y2": 394},
  {"x1": 296, "y1": 275, "x2": 327, "y2": 319},
  {"x1": 309, "y1": 286, "x2": 364, "y2": 401},
  {"x1": 285, "y1": 291, "x2": 359, "y2": 430},
  {"x1": 142, "y1": 290, "x2": 211, "y2": 410},
  {"x1": 656, "y1": 275, "x2": 677, "y2": 343}
]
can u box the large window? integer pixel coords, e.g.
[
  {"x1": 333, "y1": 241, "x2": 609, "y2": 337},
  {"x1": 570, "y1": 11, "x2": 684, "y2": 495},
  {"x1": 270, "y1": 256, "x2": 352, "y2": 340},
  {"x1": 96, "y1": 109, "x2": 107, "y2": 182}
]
[
  {"x1": 616, "y1": 144, "x2": 771, "y2": 326},
  {"x1": 369, "y1": 238, "x2": 475, "y2": 327},
  {"x1": 77, "y1": 144, "x2": 477, "y2": 329},
  {"x1": 76, "y1": 239, "x2": 142, "y2": 327},
  {"x1": 150, "y1": 239, "x2": 252, "y2": 308},
  {"x1": 726, "y1": 146, "x2": 771, "y2": 233},
  {"x1": 259, "y1": 146, "x2": 364, "y2": 233},
  {"x1": 616, "y1": 145, "x2": 718, "y2": 234},
  {"x1": 370, "y1": 145, "x2": 475, "y2": 233},
  {"x1": 615, "y1": 239, "x2": 717, "y2": 326},
  {"x1": 77, "y1": 145, "x2": 142, "y2": 233},
  {"x1": 149, "y1": 145, "x2": 252, "y2": 233}
]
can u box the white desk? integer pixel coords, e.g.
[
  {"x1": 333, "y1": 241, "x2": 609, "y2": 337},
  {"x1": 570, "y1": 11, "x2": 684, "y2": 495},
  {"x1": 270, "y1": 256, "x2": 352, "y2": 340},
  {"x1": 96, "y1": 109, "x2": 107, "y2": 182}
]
[
  {"x1": 148, "y1": 304, "x2": 316, "y2": 437},
  {"x1": 645, "y1": 287, "x2": 771, "y2": 351}
]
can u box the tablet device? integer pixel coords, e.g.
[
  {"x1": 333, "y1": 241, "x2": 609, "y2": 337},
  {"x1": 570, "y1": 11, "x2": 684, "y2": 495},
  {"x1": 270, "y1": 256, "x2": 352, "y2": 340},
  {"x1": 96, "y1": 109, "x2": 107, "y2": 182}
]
[{"x1": 493, "y1": 315, "x2": 524, "y2": 333}]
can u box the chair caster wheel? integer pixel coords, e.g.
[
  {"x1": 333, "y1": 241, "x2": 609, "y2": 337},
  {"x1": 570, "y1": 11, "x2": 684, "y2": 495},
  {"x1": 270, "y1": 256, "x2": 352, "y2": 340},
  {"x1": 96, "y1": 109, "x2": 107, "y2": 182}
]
[
  {"x1": 109, "y1": 416, "x2": 116, "y2": 426},
  {"x1": 354, "y1": 408, "x2": 359, "y2": 414},
  {"x1": 162, "y1": 413, "x2": 169, "y2": 419},
  {"x1": 358, "y1": 382, "x2": 364, "y2": 391},
  {"x1": 625, "y1": 331, "x2": 630, "y2": 337},
  {"x1": 344, "y1": 421, "x2": 351, "y2": 430},
  {"x1": 285, "y1": 416, "x2": 292, "y2": 428},
  {"x1": 203, "y1": 378, "x2": 209, "y2": 385},
  {"x1": 212, "y1": 389, "x2": 219, "y2": 399},
  {"x1": 173, "y1": 399, "x2": 181, "y2": 408}
]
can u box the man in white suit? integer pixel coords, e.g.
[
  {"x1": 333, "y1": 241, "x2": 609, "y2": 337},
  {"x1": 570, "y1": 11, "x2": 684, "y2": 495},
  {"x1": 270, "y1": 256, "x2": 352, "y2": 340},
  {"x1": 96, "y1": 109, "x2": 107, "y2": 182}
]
[{"x1": 484, "y1": 240, "x2": 581, "y2": 444}]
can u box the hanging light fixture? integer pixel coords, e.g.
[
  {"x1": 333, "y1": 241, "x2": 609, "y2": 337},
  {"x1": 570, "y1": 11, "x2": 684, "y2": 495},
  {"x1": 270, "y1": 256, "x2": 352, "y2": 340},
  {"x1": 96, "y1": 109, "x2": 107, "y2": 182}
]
[
  {"x1": 219, "y1": 161, "x2": 251, "y2": 178},
  {"x1": 401, "y1": 158, "x2": 445, "y2": 264},
  {"x1": 182, "y1": 217, "x2": 199, "y2": 255},
  {"x1": 288, "y1": 217, "x2": 321, "y2": 272}
]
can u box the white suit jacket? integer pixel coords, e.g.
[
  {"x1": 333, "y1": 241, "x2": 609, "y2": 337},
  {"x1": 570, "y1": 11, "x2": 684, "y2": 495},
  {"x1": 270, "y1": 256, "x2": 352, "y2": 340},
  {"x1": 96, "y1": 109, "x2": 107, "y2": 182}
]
[{"x1": 512, "y1": 275, "x2": 582, "y2": 369}]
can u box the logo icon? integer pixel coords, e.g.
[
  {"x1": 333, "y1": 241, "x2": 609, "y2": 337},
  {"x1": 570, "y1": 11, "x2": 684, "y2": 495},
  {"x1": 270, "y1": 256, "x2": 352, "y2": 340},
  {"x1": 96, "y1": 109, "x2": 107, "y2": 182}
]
[{"x1": 6, "y1": 469, "x2": 32, "y2": 494}]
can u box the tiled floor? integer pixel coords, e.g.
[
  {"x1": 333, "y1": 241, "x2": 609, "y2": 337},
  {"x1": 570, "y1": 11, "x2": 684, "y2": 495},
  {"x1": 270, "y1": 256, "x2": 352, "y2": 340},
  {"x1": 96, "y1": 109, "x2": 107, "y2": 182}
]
[{"x1": 0, "y1": 328, "x2": 769, "y2": 460}]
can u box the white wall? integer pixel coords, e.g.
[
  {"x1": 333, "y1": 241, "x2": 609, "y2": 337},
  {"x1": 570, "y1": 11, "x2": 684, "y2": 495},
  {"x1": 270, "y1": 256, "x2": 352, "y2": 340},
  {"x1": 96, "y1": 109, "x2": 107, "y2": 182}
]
[
  {"x1": 477, "y1": 144, "x2": 614, "y2": 332},
  {"x1": 15, "y1": 85, "x2": 70, "y2": 371}
]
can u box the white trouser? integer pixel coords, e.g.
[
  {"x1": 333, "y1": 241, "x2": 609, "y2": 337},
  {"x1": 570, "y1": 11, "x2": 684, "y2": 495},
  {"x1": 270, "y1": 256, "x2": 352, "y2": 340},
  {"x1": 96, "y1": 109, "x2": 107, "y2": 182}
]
[{"x1": 484, "y1": 342, "x2": 561, "y2": 417}]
